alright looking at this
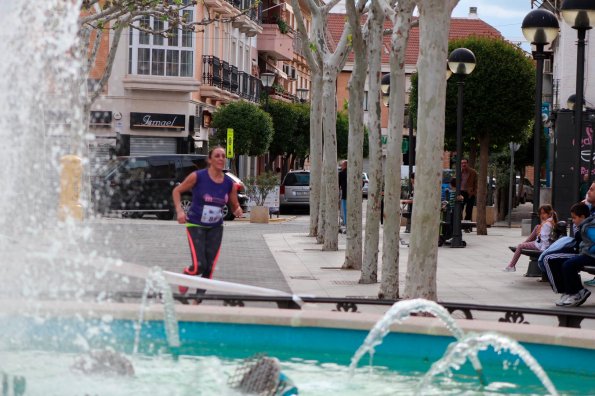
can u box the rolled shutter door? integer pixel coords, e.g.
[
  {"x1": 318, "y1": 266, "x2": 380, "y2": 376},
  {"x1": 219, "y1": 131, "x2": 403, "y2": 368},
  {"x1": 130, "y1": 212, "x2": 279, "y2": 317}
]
[{"x1": 130, "y1": 137, "x2": 177, "y2": 156}]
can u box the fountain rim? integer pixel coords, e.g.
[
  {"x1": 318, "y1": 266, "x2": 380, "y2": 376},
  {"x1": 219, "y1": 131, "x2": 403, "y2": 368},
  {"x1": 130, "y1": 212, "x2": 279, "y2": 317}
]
[{"x1": 2, "y1": 299, "x2": 595, "y2": 351}]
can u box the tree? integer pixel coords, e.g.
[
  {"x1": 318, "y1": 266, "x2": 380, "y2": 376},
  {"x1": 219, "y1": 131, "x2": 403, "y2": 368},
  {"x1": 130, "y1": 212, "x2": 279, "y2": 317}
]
[
  {"x1": 292, "y1": 0, "x2": 324, "y2": 238},
  {"x1": 210, "y1": 101, "x2": 274, "y2": 170},
  {"x1": 377, "y1": 0, "x2": 416, "y2": 299},
  {"x1": 360, "y1": 0, "x2": 385, "y2": 284},
  {"x1": 267, "y1": 100, "x2": 309, "y2": 173},
  {"x1": 293, "y1": 0, "x2": 351, "y2": 251},
  {"x1": 404, "y1": 0, "x2": 459, "y2": 301},
  {"x1": 410, "y1": 38, "x2": 535, "y2": 232},
  {"x1": 341, "y1": 0, "x2": 368, "y2": 271},
  {"x1": 445, "y1": 37, "x2": 534, "y2": 235}
]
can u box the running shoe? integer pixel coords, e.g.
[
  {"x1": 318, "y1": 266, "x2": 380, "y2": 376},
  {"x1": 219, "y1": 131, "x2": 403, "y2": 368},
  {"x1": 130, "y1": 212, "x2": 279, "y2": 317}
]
[
  {"x1": 561, "y1": 289, "x2": 591, "y2": 307},
  {"x1": 584, "y1": 277, "x2": 595, "y2": 287},
  {"x1": 555, "y1": 294, "x2": 570, "y2": 306}
]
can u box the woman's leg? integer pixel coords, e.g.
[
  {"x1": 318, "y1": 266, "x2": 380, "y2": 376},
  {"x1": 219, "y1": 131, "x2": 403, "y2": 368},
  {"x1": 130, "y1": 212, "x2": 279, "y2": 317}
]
[
  {"x1": 202, "y1": 225, "x2": 224, "y2": 279},
  {"x1": 506, "y1": 241, "x2": 538, "y2": 269},
  {"x1": 179, "y1": 226, "x2": 210, "y2": 295}
]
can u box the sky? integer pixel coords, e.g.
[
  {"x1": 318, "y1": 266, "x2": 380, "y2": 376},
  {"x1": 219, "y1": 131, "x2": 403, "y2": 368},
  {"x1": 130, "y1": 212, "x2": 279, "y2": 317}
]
[{"x1": 451, "y1": 0, "x2": 533, "y2": 49}]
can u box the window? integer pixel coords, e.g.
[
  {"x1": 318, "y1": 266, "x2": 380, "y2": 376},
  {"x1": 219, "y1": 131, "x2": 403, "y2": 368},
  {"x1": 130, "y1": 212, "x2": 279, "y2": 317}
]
[
  {"x1": 128, "y1": 2, "x2": 194, "y2": 77},
  {"x1": 147, "y1": 159, "x2": 176, "y2": 179}
]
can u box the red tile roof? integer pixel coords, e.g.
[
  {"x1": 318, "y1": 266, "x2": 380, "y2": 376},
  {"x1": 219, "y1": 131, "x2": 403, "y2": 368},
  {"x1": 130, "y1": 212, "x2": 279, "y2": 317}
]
[{"x1": 327, "y1": 14, "x2": 503, "y2": 65}]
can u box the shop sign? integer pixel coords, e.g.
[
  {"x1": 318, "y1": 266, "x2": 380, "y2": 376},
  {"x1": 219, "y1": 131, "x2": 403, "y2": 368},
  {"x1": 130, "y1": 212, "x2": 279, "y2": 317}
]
[{"x1": 130, "y1": 112, "x2": 185, "y2": 130}]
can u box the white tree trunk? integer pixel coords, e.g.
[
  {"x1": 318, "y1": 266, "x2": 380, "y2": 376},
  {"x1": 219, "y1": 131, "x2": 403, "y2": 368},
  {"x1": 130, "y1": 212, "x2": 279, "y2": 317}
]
[
  {"x1": 292, "y1": 0, "x2": 348, "y2": 248},
  {"x1": 317, "y1": 149, "x2": 327, "y2": 244},
  {"x1": 360, "y1": 0, "x2": 384, "y2": 283},
  {"x1": 379, "y1": 0, "x2": 415, "y2": 299},
  {"x1": 343, "y1": 0, "x2": 367, "y2": 270},
  {"x1": 404, "y1": 0, "x2": 454, "y2": 300},
  {"x1": 309, "y1": 73, "x2": 323, "y2": 237},
  {"x1": 322, "y1": 67, "x2": 340, "y2": 250}
]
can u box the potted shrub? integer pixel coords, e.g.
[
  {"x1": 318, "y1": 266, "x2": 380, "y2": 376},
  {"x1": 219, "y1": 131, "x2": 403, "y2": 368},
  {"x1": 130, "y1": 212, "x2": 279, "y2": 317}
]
[
  {"x1": 245, "y1": 171, "x2": 279, "y2": 223},
  {"x1": 276, "y1": 18, "x2": 289, "y2": 34}
]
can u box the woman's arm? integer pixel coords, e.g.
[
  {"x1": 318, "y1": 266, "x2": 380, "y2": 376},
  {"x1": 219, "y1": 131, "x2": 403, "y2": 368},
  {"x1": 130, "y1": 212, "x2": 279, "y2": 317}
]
[
  {"x1": 172, "y1": 172, "x2": 197, "y2": 224},
  {"x1": 228, "y1": 183, "x2": 243, "y2": 218}
]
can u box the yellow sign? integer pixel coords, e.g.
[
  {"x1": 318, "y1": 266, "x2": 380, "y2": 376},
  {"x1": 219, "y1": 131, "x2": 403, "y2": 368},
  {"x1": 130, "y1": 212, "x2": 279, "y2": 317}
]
[{"x1": 226, "y1": 128, "x2": 234, "y2": 158}]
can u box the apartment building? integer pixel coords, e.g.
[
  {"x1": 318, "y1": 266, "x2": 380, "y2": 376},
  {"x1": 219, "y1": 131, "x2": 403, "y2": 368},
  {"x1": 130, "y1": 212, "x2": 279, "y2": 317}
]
[{"x1": 88, "y1": 0, "x2": 312, "y2": 178}]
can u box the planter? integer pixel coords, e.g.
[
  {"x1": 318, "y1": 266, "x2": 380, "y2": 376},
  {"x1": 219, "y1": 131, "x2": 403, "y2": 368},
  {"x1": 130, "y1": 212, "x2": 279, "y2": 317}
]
[{"x1": 250, "y1": 206, "x2": 269, "y2": 224}]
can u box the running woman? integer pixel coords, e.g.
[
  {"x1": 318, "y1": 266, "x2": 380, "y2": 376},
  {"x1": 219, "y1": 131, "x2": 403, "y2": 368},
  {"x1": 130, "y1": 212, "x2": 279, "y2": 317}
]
[{"x1": 172, "y1": 146, "x2": 243, "y2": 295}]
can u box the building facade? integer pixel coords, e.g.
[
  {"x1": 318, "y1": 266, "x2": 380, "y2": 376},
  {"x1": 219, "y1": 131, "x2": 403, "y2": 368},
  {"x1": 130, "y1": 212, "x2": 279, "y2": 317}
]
[{"x1": 88, "y1": 0, "x2": 312, "y2": 179}]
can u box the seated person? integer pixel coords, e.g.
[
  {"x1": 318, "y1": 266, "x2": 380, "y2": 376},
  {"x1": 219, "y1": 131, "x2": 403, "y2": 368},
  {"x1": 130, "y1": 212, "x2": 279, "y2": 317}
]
[
  {"x1": 541, "y1": 202, "x2": 588, "y2": 306},
  {"x1": 550, "y1": 203, "x2": 595, "y2": 307},
  {"x1": 504, "y1": 204, "x2": 557, "y2": 272}
]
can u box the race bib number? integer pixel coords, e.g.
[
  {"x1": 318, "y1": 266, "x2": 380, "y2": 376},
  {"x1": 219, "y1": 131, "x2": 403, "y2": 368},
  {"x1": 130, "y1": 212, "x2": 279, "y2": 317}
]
[{"x1": 201, "y1": 205, "x2": 222, "y2": 224}]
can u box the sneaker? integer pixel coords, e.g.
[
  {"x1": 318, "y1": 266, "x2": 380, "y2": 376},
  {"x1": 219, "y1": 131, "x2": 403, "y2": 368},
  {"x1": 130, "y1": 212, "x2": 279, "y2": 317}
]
[
  {"x1": 561, "y1": 289, "x2": 592, "y2": 307},
  {"x1": 584, "y1": 278, "x2": 595, "y2": 287},
  {"x1": 555, "y1": 294, "x2": 570, "y2": 306},
  {"x1": 503, "y1": 266, "x2": 516, "y2": 272}
]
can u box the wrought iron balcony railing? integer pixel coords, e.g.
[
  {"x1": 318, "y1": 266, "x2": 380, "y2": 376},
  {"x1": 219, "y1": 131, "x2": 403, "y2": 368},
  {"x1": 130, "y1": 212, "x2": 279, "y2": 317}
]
[{"x1": 203, "y1": 55, "x2": 260, "y2": 102}]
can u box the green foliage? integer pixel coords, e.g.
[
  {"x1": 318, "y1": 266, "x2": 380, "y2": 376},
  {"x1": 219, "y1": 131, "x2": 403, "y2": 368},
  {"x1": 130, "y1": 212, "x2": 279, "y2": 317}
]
[
  {"x1": 210, "y1": 101, "x2": 274, "y2": 156},
  {"x1": 336, "y1": 108, "x2": 369, "y2": 159},
  {"x1": 409, "y1": 36, "x2": 535, "y2": 154},
  {"x1": 266, "y1": 100, "x2": 309, "y2": 160},
  {"x1": 244, "y1": 171, "x2": 279, "y2": 206},
  {"x1": 277, "y1": 18, "x2": 289, "y2": 34}
]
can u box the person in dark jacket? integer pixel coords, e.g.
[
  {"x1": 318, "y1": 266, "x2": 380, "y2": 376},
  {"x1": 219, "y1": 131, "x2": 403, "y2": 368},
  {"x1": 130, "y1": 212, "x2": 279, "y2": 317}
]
[{"x1": 338, "y1": 160, "x2": 348, "y2": 226}]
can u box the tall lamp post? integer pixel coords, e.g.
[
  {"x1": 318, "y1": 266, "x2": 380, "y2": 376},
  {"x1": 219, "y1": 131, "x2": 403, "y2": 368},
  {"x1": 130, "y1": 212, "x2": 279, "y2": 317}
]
[
  {"x1": 521, "y1": 8, "x2": 559, "y2": 230},
  {"x1": 261, "y1": 72, "x2": 276, "y2": 111},
  {"x1": 448, "y1": 48, "x2": 476, "y2": 248},
  {"x1": 560, "y1": 0, "x2": 595, "y2": 203}
]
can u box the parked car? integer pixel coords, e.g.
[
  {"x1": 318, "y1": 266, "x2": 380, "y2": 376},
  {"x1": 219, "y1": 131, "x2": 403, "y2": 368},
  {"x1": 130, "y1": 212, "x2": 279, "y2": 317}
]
[
  {"x1": 517, "y1": 176, "x2": 534, "y2": 203},
  {"x1": 279, "y1": 170, "x2": 310, "y2": 213},
  {"x1": 222, "y1": 170, "x2": 249, "y2": 220},
  {"x1": 362, "y1": 172, "x2": 369, "y2": 198},
  {"x1": 93, "y1": 154, "x2": 248, "y2": 220}
]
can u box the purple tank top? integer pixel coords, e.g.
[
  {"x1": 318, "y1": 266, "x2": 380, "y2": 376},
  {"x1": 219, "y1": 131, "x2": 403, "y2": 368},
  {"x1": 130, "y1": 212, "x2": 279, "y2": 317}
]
[{"x1": 187, "y1": 169, "x2": 234, "y2": 226}]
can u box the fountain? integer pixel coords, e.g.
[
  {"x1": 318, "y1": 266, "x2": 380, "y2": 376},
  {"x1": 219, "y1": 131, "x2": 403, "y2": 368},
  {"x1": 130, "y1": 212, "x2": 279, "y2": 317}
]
[{"x1": 1, "y1": 1, "x2": 595, "y2": 395}]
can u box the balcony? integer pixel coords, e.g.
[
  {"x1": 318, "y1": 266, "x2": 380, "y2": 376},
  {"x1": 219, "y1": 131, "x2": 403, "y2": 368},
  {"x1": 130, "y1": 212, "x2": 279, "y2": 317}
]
[
  {"x1": 257, "y1": 23, "x2": 293, "y2": 61},
  {"x1": 202, "y1": 56, "x2": 260, "y2": 103},
  {"x1": 122, "y1": 75, "x2": 200, "y2": 93}
]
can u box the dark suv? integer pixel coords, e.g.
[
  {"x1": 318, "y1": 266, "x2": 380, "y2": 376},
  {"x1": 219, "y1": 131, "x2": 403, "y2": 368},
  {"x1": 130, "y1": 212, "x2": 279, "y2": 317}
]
[{"x1": 93, "y1": 154, "x2": 248, "y2": 220}]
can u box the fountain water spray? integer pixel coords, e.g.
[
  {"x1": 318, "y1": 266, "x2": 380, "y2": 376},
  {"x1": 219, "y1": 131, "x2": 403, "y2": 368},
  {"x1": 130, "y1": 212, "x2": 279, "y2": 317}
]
[
  {"x1": 416, "y1": 332, "x2": 559, "y2": 396},
  {"x1": 350, "y1": 299, "x2": 486, "y2": 386},
  {"x1": 133, "y1": 267, "x2": 180, "y2": 354}
]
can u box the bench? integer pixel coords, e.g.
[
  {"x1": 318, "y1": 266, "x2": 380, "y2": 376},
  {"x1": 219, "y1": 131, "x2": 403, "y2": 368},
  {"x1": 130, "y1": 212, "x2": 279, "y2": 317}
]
[{"x1": 510, "y1": 221, "x2": 568, "y2": 278}]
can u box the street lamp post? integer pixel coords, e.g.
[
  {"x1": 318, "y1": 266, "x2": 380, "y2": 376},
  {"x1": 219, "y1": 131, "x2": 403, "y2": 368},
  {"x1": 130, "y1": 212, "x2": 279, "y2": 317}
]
[
  {"x1": 448, "y1": 48, "x2": 476, "y2": 248},
  {"x1": 261, "y1": 72, "x2": 276, "y2": 111},
  {"x1": 560, "y1": 0, "x2": 595, "y2": 203},
  {"x1": 522, "y1": 8, "x2": 559, "y2": 230}
]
